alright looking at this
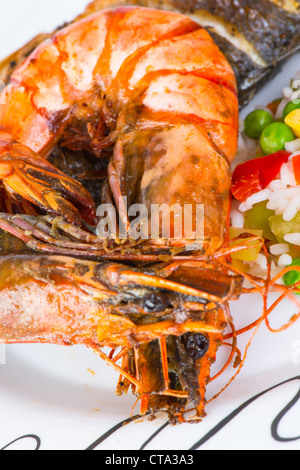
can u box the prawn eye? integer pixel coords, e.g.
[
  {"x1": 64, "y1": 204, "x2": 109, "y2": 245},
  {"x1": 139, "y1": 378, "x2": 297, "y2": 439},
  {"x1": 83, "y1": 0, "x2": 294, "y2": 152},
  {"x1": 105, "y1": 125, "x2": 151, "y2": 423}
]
[
  {"x1": 182, "y1": 334, "x2": 210, "y2": 361},
  {"x1": 143, "y1": 293, "x2": 168, "y2": 313}
]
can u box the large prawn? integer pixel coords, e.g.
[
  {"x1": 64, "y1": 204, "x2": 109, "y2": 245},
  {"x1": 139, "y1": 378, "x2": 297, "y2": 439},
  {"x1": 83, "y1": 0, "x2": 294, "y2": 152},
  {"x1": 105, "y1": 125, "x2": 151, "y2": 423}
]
[{"x1": 0, "y1": 6, "x2": 293, "y2": 423}]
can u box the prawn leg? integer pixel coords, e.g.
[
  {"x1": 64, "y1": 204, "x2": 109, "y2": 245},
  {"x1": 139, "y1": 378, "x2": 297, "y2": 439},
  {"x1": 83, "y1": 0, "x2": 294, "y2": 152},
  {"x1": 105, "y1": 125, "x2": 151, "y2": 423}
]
[
  {"x1": 0, "y1": 212, "x2": 145, "y2": 258},
  {"x1": 0, "y1": 249, "x2": 241, "y2": 422},
  {"x1": 0, "y1": 133, "x2": 97, "y2": 226}
]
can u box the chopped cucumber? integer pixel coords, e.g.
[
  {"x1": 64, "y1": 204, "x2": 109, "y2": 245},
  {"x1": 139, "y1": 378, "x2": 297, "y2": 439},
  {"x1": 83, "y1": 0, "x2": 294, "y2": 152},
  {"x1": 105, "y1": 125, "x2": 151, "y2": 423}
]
[
  {"x1": 268, "y1": 213, "x2": 300, "y2": 244},
  {"x1": 244, "y1": 202, "x2": 276, "y2": 241}
]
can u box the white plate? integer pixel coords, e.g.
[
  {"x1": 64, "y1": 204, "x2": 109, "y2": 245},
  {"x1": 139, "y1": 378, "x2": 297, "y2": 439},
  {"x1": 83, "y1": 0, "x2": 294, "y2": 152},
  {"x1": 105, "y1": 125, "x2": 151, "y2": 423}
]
[{"x1": 0, "y1": 0, "x2": 299, "y2": 451}]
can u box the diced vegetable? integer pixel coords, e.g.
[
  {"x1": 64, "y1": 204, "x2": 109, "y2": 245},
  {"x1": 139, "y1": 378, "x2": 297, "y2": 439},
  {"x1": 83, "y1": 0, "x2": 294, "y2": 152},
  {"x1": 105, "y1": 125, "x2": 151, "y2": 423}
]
[
  {"x1": 283, "y1": 257, "x2": 300, "y2": 295},
  {"x1": 244, "y1": 202, "x2": 276, "y2": 241},
  {"x1": 231, "y1": 258, "x2": 250, "y2": 274},
  {"x1": 231, "y1": 150, "x2": 291, "y2": 202},
  {"x1": 268, "y1": 212, "x2": 300, "y2": 243},
  {"x1": 283, "y1": 101, "x2": 300, "y2": 119},
  {"x1": 231, "y1": 169, "x2": 263, "y2": 202},
  {"x1": 267, "y1": 98, "x2": 281, "y2": 116},
  {"x1": 284, "y1": 109, "x2": 300, "y2": 138},
  {"x1": 292, "y1": 153, "x2": 300, "y2": 184},
  {"x1": 244, "y1": 109, "x2": 274, "y2": 139},
  {"x1": 260, "y1": 122, "x2": 295, "y2": 155},
  {"x1": 229, "y1": 227, "x2": 263, "y2": 262},
  {"x1": 287, "y1": 245, "x2": 300, "y2": 259}
]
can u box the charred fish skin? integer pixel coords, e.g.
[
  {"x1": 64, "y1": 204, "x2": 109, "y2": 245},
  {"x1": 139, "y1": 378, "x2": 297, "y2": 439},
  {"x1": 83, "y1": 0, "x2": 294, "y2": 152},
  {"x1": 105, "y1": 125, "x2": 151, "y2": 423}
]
[
  {"x1": 178, "y1": 0, "x2": 300, "y2": 106},
  {"x1": 175, "y1": 0, "x2": 300, "y2": 63}
]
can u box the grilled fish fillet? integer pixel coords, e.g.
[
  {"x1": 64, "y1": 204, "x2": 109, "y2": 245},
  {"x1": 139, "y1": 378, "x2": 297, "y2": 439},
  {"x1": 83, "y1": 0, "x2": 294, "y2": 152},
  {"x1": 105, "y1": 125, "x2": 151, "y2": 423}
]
[{"x1": 0, "y1": 0, "x2": 299, "y2": 106}]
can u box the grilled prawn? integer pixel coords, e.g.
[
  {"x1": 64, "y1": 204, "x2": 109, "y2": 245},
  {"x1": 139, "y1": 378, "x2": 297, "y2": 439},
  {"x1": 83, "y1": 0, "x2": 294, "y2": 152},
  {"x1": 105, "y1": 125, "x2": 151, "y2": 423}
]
[
  {"x1": 0, "y1": 6, "x2": 238, "y2": 248},
  {"x1": 0, "y1": 6, "x2": 243, "y2": 421},
  {"x1": 2, "y1": 1, "x2": 299, "y2": 107},
  {"x1": 0, "y1": 232, "x2": 242, "y2": 420}
]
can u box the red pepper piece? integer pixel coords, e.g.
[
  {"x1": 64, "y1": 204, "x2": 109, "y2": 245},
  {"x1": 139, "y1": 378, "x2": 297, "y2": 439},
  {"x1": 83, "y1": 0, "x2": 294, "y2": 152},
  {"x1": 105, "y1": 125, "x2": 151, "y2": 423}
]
[
  {"x1": 232, "y1": 150, "x2": 291, "y2": 202},
  {"x1": 292, "y1": 154, "x2": 300, "y2": 185}
]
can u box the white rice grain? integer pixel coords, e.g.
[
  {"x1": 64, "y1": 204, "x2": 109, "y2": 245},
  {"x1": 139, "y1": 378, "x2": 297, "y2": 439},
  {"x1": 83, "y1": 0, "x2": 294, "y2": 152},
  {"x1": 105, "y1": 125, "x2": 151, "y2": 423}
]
[
  {"x1": 230, "y1": 209, "x2": 244, "y2": 228},
  {"x1": 286, "y1": 139, "x2": 300, "y2": 154},
  {"x1": 255, "y1": 253, "x2": 268, "y2": 270},
  {"x1": 268, "y1": 187, "x2": 300, "y2": 202},
  {"x1": 269, "y1": 244, "x2": 290, "y2": 256},
  {"x1": 275, "y1": 198, "x2": 289, "y2": 215},
  {"x1": 284, "y1": 233, "x2": 300, "y2": 246},
  {"x1": 277, "y1": 254, "x2": 293, "y2": 267},
  {"x1": 247, "y1": 188, "x2": 272, "y2": 205},
  {"x1": 266, "y1": 187, "x2": 300, "y2": 214},
  {"x1": 268, "y1": 179, "x2": 287, "y2": 191},
  {"x1": 239, "y1": 189, "x2": 271, "y2": 212},
  {"x1": 283, "y1": 194, "x2": 300, "y2": 221},
  {"x1": 238, "y1": 201, "x2": 252, "y2": 212},
  {"x1": 283, "y1": 87, "x2": 294, "y2": 100},
  {"x1": 279, "y1": 187, "x2": 300, "y2": 198},
  {"x1": 280, "y1": 163, "x2": 292, "y2": 186},
  {"x1": 280, "y1": 161, "x2": 297, "y2": 187},
  {"x1": 275, "y1": 98, "x2": 290, "y2": 119}
]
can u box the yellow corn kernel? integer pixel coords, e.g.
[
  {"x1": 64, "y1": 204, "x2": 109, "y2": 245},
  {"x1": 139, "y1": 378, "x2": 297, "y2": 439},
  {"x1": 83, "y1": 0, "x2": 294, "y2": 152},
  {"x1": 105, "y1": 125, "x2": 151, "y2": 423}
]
[{"x1": 284, "y1": 109, "x2": 300, "y2": 138}]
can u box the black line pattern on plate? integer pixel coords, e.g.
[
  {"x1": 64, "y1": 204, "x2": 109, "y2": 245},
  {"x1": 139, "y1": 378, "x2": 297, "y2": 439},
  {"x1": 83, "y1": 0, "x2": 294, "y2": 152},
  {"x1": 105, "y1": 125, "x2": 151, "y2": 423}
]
[
  {"x1": 139, "y1": 422, "x2": 169, "y2": 451},
  {"x1": 139, "y1": 376, "x2": 300, "y2": 450},
  {"x1": 1, "y1": 434, "x2": 41, "y2": 450},
  {"x1": 1, "y1": 376, "x2": 299, "y2": 450},
  {"x1": 189, "y1": 376, "x2": 300, "y2": 450},
  {"x1": 86, "y1": 415, "x2": 141, "y2": 450},
  {"x1": 271, "y1": 385, "x2": 300, "y2": 443}
]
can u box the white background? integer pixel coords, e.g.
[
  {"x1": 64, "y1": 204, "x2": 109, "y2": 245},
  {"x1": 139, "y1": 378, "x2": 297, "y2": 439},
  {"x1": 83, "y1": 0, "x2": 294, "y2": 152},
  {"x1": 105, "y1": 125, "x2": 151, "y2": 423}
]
[
  {"x1": 0, "y1": 0, "x2": 89, "y2": 59},
  {"x1": 0, "y1": 0, "x2": 299, "y2": 451}
]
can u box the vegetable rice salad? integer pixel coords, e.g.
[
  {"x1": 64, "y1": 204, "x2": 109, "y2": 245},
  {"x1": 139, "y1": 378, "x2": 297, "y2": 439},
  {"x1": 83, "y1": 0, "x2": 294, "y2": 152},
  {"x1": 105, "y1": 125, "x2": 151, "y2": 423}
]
[{"x1": 230, "y1": 71, "x2": 300, "y2": 289}]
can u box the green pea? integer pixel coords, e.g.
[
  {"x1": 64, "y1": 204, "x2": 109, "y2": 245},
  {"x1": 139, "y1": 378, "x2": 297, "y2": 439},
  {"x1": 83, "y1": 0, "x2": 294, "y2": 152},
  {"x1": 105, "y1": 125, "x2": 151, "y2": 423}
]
[
  {"x1": 283, "y1": 258, "x2": 300, "y2": 295},
  {"x1": 283, "y1": 101, "x2": 300, "y2": 119},
  {"x1": 244, "y1": 109, "x2": 274, "y2": 139},
  {"x1": 260, "y1": 122, "x2": 295, "y2": 155}
]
